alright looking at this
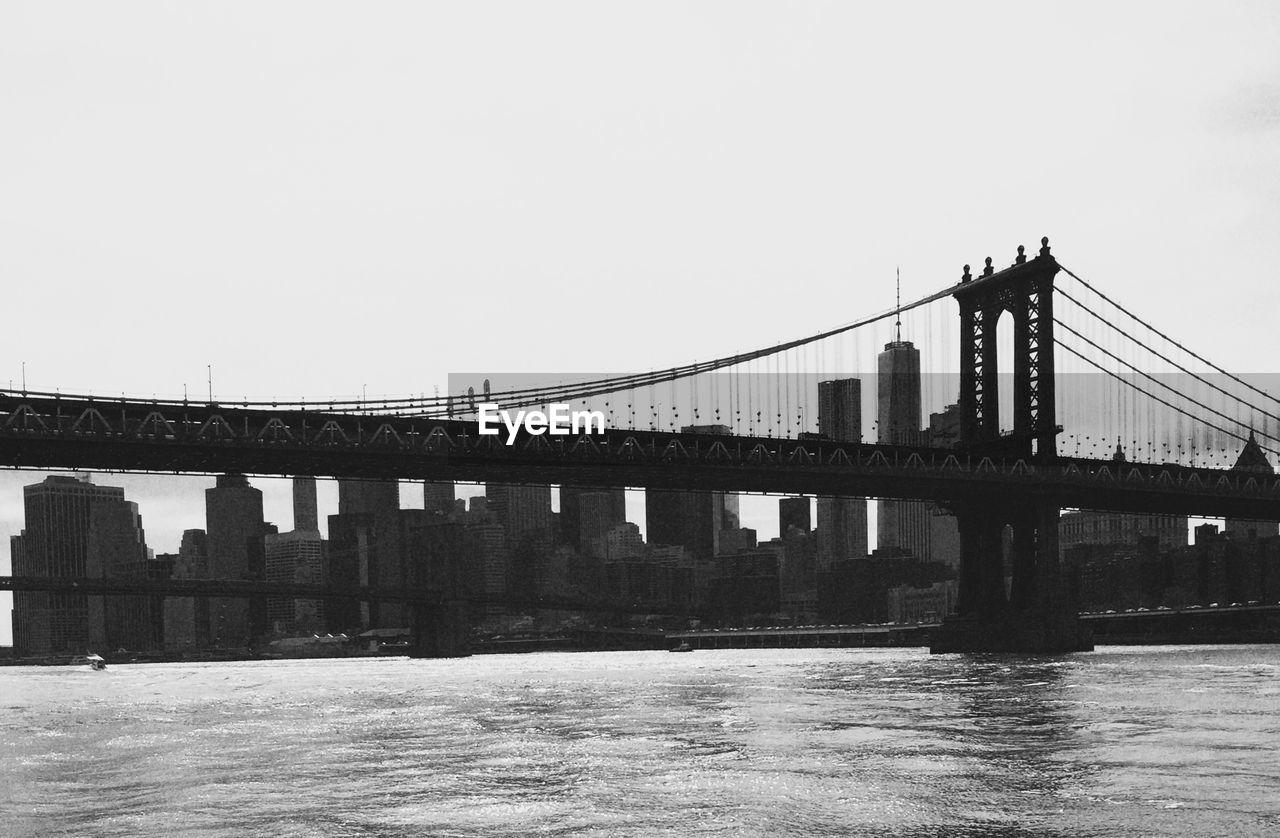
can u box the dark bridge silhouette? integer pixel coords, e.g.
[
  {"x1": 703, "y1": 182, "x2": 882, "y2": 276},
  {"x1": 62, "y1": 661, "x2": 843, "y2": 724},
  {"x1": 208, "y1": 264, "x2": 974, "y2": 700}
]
[{"x1": 3, "y1": 239, "x2": 1276, "y2": 654}]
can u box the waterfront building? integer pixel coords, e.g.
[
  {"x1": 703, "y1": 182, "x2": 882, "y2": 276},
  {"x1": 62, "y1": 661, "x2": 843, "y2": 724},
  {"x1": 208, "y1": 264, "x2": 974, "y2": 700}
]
[
  {"x1": 10, "y1": 475, "x2": 149, "y2": 656},
  {"x1": 264, "y1": 530, "x2": 326, "y2": 635},
  {"x1": 163, "y1": 529, "x2": 209, "y2": 652}
]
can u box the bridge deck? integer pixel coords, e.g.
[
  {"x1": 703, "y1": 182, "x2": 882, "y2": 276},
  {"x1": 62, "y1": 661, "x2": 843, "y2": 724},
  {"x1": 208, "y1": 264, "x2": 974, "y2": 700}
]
[{"x1": 1, "y1": 394, "x2": 1278, "y2": 517}]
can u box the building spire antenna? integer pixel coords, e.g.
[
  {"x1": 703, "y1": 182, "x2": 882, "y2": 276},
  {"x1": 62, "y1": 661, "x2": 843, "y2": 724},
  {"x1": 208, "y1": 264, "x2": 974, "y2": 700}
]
[{"x1": 895, "y1": 266, "x2": 901, "y2": 342}]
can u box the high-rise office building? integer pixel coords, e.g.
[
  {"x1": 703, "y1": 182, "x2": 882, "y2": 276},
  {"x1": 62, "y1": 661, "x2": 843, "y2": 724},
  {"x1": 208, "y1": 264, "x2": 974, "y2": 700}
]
[
  {"x1": 877, "y1": 340, "x2": 931, "y2": 559},
  {"x1": 424, "y1": 481, "x2": 456, "y2": 518},
  {"x1": 926, "y1": 402, "x2": 963, "y2": 567},
  {"x1": 264, "y1": 479, "x2": 328, "y2": 635},
  {"x1": 11, "y1": 475, "x2": 149, "y2": 656},
  {"x1": 816, "y1": 379, "x2": 868, "y2": 567},
  {"x1": 329, "y1": 478, "x2": 405, "y2": 629},
  {"x1": 292, "y1": 476, "x2": 318, "y2": 532},
  {"x1": 779, "y1": 497, "x2": 811, "y2": 535},
  {"x1": 560, "y1": 486, "x2": 627, "y2": 548},
  {"x1": 646, "y1": 425, "x2": 739, "y2": 560},
  {"x1": 164, "y1": 529, "x2": 209, "y2": 652},
  {"x1": 264, "y1": 530, "x2": 326, "y2": 635},
  {"x1": 818, "y1": 378, "x2": 862, "y2": 442},
  {"x1": 87, "y1": 496, "x2": 154, "y2": 652},
  {"x1": 646, "y1": 490, "x2": 739, "y2": 559},
  {"x1": 339, "y1": 479, "x2": 400, "y2": 517},
  {"x1": 205, "y1": 474, "x2": 271, "y2": 648},
  {"x1": 486, "y1": 483, "x2": 553, "y2": 546},
  {"x1": 877, "y1": 340, "x2": 922, "y2": 445}
]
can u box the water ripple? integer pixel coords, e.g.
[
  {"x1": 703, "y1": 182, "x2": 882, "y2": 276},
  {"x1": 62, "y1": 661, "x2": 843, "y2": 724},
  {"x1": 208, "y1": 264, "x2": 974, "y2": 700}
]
[{"x1": 2, "y1": 646, "x2": 1278, "y2": 836}]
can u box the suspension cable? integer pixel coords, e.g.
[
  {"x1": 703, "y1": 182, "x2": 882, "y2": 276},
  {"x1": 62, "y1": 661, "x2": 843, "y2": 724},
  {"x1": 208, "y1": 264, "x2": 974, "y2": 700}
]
[
  {"x1": 1059, "y1": 263, "x2": 1280, "y2": 408},
  {"x1": 1056, "y1": 285, "x2": 1280, "y2": 428},
  {"x1": 1054, "y1": 319, "x2": 1280, "y2": 448},
  {"x1": 1055, "y1": 340, "x2": 1278, "y2": 458}
]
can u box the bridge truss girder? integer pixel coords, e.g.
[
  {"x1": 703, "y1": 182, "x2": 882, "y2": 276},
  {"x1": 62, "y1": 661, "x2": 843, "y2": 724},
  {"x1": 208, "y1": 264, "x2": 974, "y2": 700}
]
[{"x1": 0, "y1": 395, "x2": 1278, "y2": 520}]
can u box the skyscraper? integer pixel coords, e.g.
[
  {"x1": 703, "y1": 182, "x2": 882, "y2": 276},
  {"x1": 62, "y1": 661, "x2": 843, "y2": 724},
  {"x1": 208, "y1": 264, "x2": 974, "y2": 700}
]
[
  {"x1": 264, "y1": 530, "x2": 326, "y2": 635},
  {"x1": 877, "y1": 340, "x2": 922, "y2": 445},
  {"x1": 330, "y1": 478, "x2": 406, "y2": 629},
  {"x1": 87, "y1": 496, "x2": 154, "y2": 652},
  {"x1": 486, "y1": 483, "x2": 553, "y2": 546},
  {"x1": 926, "y1": 402, "x2": 963, "y2": 567},
  {"x1": 818, "y1": 377, "x2": 862, "y2": 442},
  {"x1": 560, "y1": 486, "x2": 626, "y2": 548},
  {"x1": 11, "y1": 475, "x2": 149, "y2": 656},
  {"x1": 816, "y1": 378, "x2": 868, "y2": 567},
  {"x1": 646, "y1": 490, "x2": 739, "y2": 559},
  {"x1": 877, "y1": 340, "x2": 932, "y2": 558},
  {"x1": 423, "y1": 481, "x2": 456, "y2": 518},
  {"x1": 339, "y1": 479, "x2": 400, "y2": 517},
  {"x1": 645, "y1": 425, "x2": 740, "y2": 560},
  {"x1": 779, "y1": 497, "x2": 811, "y2": 535},
  {"x1": 205, "y1": 474, "x2": 271, "y2": 648},
  {"x1": 292, "y1": 476, "x2": 318, "y2": 532},
  {"x1": 164, "y1": 529, "x2": 209, "y2": 652}
]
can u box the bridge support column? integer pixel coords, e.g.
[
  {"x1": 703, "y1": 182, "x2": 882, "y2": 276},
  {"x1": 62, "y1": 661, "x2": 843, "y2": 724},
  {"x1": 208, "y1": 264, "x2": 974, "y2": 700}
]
[
  {"x1": 977, "y1": 516, "x2": 1007, "y2": 616},
  {"x1": 955, "y1": 513, "x2": 983, "y2": 615},
  {"x1": 409, "y1": 599, "x2": 471, "y2": 658},
  {"x1": 932, "y1": 497, "x2": 1092, "y2": 654},
  {"x1": 407, "y1": 522, "x2": 473, "y2": 659},
  {"x1": 1009, "y1": 508, "x2": 1038, "y2": 609}
]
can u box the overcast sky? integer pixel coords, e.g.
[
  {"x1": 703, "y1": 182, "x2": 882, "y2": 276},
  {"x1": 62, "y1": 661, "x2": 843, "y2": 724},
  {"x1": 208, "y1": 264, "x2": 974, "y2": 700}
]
[{"x1": 3, "y1": 2, "x2": 1279, "y2": 644}]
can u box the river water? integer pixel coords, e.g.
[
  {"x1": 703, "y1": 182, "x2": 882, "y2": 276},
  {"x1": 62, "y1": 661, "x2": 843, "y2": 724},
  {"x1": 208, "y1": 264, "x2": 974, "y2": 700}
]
[{"x1": 2, "y1": 645, "x2": 1278, "y2": 837}]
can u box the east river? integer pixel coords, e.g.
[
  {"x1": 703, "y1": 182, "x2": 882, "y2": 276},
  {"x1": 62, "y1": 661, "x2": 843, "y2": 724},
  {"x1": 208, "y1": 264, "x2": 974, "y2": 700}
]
[{"x1": 2, "y1": 645, "x2": 1278, "y2": 837}]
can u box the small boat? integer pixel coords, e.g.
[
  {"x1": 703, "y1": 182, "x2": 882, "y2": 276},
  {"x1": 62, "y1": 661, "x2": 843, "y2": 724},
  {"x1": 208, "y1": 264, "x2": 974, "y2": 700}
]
[
  {"x1": 669, "y1": 642, "x2": 693, "y2": 653},
  {"x1": 85, "y1": 653, "x2": 107, "y2": 671}
]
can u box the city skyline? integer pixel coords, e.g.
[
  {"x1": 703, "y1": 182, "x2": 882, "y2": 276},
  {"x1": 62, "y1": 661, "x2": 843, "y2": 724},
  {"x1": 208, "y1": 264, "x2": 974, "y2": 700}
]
[
  {"x1": 4, "y1": 4, "x2": 1280, "y2": 647},
  {"x1": 5, "y1": 5, "x2": 1279, "y2": 832}
]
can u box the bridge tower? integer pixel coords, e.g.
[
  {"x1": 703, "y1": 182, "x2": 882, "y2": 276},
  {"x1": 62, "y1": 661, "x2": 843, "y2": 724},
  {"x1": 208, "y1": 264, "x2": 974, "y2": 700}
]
[
  {"x1": 933, "y1": 238, "x2": 1092, "y2": 654},
  {"x1": 955, "y1": 236, "x2": 1059, "y2": 459}
]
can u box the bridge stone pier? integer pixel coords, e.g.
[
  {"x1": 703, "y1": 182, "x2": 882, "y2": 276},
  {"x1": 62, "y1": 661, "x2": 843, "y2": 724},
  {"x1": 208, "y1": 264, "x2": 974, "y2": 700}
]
[
  {"x1": 932, "y1": 496, "x2": 1092, "y2": 653},
  {"x1": 410, "y1": 599, "x2": 471, "y2": 658},
  {"x1": 407, "y1": 521, "x2": 473, "y2": 658},
  {"x1": 931, "y1": 239, "x2": 1092, "y2": 654}
]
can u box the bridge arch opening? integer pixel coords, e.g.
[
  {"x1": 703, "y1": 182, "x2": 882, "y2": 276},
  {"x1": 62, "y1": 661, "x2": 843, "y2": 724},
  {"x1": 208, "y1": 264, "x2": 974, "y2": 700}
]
[{"x1": 996, "y1": 309, "x2": 1015, "y2": 435}]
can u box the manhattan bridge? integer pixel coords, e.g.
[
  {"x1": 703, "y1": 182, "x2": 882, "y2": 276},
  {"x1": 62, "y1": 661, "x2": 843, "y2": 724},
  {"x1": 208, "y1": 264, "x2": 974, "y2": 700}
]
[{"x1": 4, "y1": 238, "x2": 1278, "y2": 654}]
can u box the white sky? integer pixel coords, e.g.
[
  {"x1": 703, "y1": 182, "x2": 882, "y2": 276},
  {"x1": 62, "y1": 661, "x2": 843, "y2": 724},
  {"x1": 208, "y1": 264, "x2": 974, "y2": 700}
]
[{"x1": 3, "y1": 2, "x2": 1279, "y2": 644}]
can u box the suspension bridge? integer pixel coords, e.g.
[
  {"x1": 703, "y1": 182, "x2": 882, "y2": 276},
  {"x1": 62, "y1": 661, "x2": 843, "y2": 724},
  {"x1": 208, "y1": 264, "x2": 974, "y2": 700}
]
[{"x1": 4, "y1": 237, "x2": 1277, "y2": 654}]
